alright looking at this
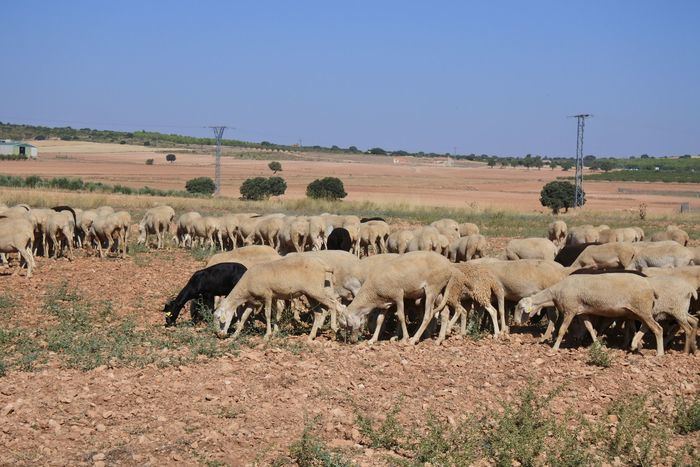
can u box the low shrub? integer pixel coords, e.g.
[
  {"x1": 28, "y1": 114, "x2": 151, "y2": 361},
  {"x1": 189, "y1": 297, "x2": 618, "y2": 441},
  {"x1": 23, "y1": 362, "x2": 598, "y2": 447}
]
[
  {"x1": 185, "y1": 177, "x2": 216, "y2": 196},
  {"x1": 306, "y1": 177, "x2": 347, "y2": 200}
]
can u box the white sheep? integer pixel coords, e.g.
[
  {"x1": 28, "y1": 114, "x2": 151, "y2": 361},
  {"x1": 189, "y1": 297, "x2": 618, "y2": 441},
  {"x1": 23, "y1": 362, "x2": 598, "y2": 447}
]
[
  {"x1": 515, "y1": 273, "x2": 664, "y2": 355},
  {"x1": 505, "y1": 238, "x2": 558, "y2": 261}
]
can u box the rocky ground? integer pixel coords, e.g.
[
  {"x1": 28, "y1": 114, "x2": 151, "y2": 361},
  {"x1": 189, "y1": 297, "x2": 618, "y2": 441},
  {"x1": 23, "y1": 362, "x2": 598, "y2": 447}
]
[{"x1": 0, "y1": 249, "x2": 698, "y2": 466}]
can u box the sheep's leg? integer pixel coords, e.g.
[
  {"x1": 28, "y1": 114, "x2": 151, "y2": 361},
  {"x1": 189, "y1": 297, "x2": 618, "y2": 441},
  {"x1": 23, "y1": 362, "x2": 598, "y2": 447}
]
[
  {"x1": 435, "y1": 304, "x2": 454, "y2": 345},
  {"x1": 410, "y1": 290, "x2": 437, "y2": 345},
  {"x1": 483, "y1": 303, "x2": 500, "y2": 336},
  {"x1": 552, "y1": 313, "x2": 575, "y2": 351},
  {"x1": 368, "y1": 311, "x2": 386, "y2": 345},
  {"x1": 231, "y1": 306, "x2": 254, "y2": 339},
  {"x1": 632, "y1": 315, "x2": 664, "y2": 356},
  {"x1": 582, "y1": 317, "x2": 598, "y2": 343},
  {"x1": 497, "y1": 293, "x2": 508, "y2": 334},
  {"x1": 262, "y1": 296, "x2": 273, "y2": 340},
  {"x1": 17, "y1": 247, "x2": 33, "y2": 278},
  {"x1": 394, "y1": 295, "x2": 410, "y2": 342}
]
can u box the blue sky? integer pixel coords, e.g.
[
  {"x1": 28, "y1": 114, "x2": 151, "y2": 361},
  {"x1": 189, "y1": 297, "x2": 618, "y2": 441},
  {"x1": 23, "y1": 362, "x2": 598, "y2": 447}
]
[{"x1": 1, "y1": 1, "x2": 698, "y2": 157}]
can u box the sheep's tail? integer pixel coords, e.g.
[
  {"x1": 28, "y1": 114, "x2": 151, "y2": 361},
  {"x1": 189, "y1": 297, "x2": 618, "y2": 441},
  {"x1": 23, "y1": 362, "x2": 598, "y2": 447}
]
[
  {"x1": 52, "y1": 205, "x2": 77, "y2": 225},
  {"x1": 434, "y1": 274, "x2": 457, "y2": 313}
]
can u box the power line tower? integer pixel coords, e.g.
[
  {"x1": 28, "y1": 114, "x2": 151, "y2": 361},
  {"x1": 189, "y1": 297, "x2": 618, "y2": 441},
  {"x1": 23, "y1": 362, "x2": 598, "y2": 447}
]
[
  {"x1": 209, "y1": 126, "x2": 226, "y2": 195},
  {"x1": 571, "y1": 114, "x2": 591, "y2": 208}
]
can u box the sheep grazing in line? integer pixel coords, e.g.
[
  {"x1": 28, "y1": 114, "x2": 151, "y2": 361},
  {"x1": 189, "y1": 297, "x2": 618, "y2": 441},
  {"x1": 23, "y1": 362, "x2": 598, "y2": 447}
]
[
  {"x1": 651, "y1": 226, "x2": 690, "y2": 246},
  {"x1": 631, "y1": 241, "x2": 694, "y2": 270},
  {"x1": 406, "y1": 226, "x2": 443, "y2": 254},
  {"x1": 430, "y1": 218, "x2": 460, "y2": 242},
  {"x1": 46, "y1": 206, "x2": 77, "y2": 260},
  {"x1": 359, "y1": 220, "x2": 390, "y2": 255},
  {"x1": 548, "y1": 220, "x2": 567, "y2": 247},
  {"x1": 458, "y1": 222, "x2": 479, "y2": 237},
  {"x1": 514, "y1": 273, "x2": 664, "y2": 355},
  {"x1": 340, "y1": 251, "x2": 454, "y2": 345},
  {"x1": 644, "y1": 276, "x2": 698, "y2": 354},
  {"x1": 433, "y1": 262, "x2": 505, "y2": 343},
  {"x1": 327, "y1": 227, "x2": 353, "y2": 252},
  {"x1": 447, "y1": 234, "x2": 487, "y2": 263},
  {"x1": 568, "y1": 242, "x2": 636, "y2": 270},
  {"x1": 386, "y1": 229, "x2": 414, "y2": 254},
  {"x1": 138, "y1": 205, "x2": 175, "y2": 249},
  {"x1": 206, "y1": 245, "x2": 281, "y2": 269},
  {"x1": 214, "y1": 255, "x2": 344, "y2": 341},
  {"x1": 174, "y1": 211, "x2": 202, "y2": 248},
  {"x1": 554, "y1": 242, "x2": 601, "y2": 267},
  {"x1": 0, "y1": 215, "x2": 36, "y2": 277},
  {"x1": 505, "y1": 238, "x2": 558, "y2": 261},
  {"x1": 163, "y1": 262, "x2": 248, "y2": 327},
  {"x1": 89, "y1": 211, "x2": 131, "y2": 258}
]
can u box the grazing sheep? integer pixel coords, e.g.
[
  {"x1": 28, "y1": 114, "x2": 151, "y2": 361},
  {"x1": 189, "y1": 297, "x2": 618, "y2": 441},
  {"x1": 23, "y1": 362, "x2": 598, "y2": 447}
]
[
  {"x1": 0, "y1": 215, "x2": 35, "y2": 277},
  {"x1": 89, "y1": 211, "x2": 131, "y2": 258},
  {"x1": 307, "y1": 216, "x2": 327, "y2": 250},
  {"x1": 45, "y1": 207, "x2": 77, "y2": 260},
  {"x1": 75, "y1": 209, "x2": 99, "y2": 249},
  {"x1": 566, "y1": 225, "x2": 600, "y2": 245},
  {"x1": 246, "y1": 216, "x2": 285, "y2": 249},
  {"x1": 327, "y1": 227, "x2": 353, "y2": 252},
  {"x1": 164, "y1": 262, "x2": 248, "y2": 326},
  {"x1": 175, "y1": 212, "x2": 202, "y2": 248},
  {"x1": 137, "y1": 205, "x2": 175, "y2": 249},
  {"x1": 644, "y1": 276, "x2": 698, "y2": 354},
  {"x1": 430, "y1": 218, "x2": 460, "y2": 241},
  {"x1": 505, "y1": 238, "x2": 558, "y2": 261},
  {"x1": 631, "y1": 241, "x2": 694, "y2": 270},
  {"x1": 340, "y1": 251, "x2": 454, "y2": 344},
  {"x1": 214, "y1": 255, "x2": 344, "y2": 341},
  {"x1": 597, "y1": 228, "x2": 626, "y2": 243},
  {"x1": 192, "y1": 216, "x2": 224, "y2": 250},
  {"x1": 548, "y1": 220, "x2": 568, "y2": 247},
  {"x1": 386, "y1": 229, "x2": 414, "y2": 254},
  {"x1": 651, "y1": 226, "x2": 689, "y2": 246},
  {"x1": 206, "y1": 245, "x2": 280, "y2": 269},
  {"x1": 554, "y1": 242, "x2": 601, "y2": 266},
  {"x1": 95, "y1": 206, "x2": 114, "y2": 217},
  {"x1": 472, "y1": 258, "x2": 569, "y2": 335},
  {"x1": 447, "y1": 234, "x2": 487, "y2": 262},
  {"x1": 458, "y1": 222, "x2": 479, "y2": 237},
  {"x1": 277, "y1": 217, "x2": 310, "y2": 253},
  {"x1": 434, "y1": 262, "x2": 505, "y2": 342},
  {"x1": 406, "y1": 226, "x2": 443, "y2": 254},
  {"x1": 359, "y1": 220, "x2": 390, "y2": 255},
  {"x1": 569, "y1": 242, "x2": 636, "y2": 270},
  {"x1": 515, "y1": 273, "x2": 664, "y2": 355}
]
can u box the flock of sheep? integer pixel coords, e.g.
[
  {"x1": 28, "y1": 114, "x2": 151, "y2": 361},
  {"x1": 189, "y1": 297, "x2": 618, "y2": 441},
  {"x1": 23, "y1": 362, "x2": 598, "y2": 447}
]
[{"x1": 1, "y1": 202, "x2": 699, "y2": 356}]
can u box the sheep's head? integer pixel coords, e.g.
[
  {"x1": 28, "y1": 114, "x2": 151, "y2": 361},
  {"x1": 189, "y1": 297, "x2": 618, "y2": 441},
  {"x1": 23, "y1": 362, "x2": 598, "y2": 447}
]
[
  {"x1": 514, "y1": 297, "x2": 535, "y2": 324},
  {"x1": 163, "y1": 301, "x2": 177, "y2": 327}
]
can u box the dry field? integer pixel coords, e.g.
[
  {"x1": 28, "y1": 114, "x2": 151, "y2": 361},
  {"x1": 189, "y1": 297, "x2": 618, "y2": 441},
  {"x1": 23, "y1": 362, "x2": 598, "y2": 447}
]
[
  {"x1": 0, "y1": 248, "x2": 698, "y2": 466},
  {"x1": 1, "y1": 141, "x2": 700, "y2": 465},
  {"x1": 1, "y1": 140, "x2": 698, "y2": 213}
]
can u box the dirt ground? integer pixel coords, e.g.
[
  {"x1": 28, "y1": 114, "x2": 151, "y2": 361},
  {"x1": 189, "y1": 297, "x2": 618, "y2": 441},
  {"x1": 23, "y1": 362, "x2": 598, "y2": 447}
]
[
  {"x1": 1, "y1": 140, "x2": 698, "y2": 213},
  {"x1": 1, "y1": 248, "x2": 699, "y2": 466}
]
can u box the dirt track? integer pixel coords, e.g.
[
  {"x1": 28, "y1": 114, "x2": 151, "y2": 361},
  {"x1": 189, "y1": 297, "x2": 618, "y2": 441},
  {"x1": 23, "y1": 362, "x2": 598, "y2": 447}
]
[
  {"x1": 1, "y1": 250, "x2": 698, "y2": 465},
  {"x1": 1, "y1": 140, "x2": 698, "y2": 213}
]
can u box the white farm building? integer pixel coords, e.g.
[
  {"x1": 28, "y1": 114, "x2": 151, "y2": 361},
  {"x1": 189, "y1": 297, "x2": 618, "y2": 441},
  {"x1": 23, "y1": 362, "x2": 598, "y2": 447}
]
[{"x1": 0, "y1": 140, "x2": 38, "y2": 159}]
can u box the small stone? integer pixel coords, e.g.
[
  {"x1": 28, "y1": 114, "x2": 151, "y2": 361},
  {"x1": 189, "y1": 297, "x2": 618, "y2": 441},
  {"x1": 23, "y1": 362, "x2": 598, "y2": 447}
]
[
  {"x1": 92, "y1": 453, "x2": 106, "y2": 461},
  {"x1": 608, "y1": 415, "x2": 619, "y2": 424},
  {"x1": 534, "y1": 358, "x2": 544, "y2": 366},
  {"x1": 96, "y1": 424, "x2": 106, "y2": 432},
  {"x1": 102, "y1": 411, "x2": 114, "y2": 419},
  {"x1": 94, "y1": 462, "x2": 105, "y2": 467}
]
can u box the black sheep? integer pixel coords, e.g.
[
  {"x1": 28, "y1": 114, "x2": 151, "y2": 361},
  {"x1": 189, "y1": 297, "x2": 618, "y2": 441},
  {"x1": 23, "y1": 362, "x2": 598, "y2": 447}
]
[
  {"x1": 163, "y1": 262, "x2": 247, "y2": 326},
  {"x1": 360, "y1": 217, "x2": 386, "y2": 223},
  {"x1": 554, "y1": 242, "x2": 601, "y2": 266},
  {"x1": 326, "y1": 227, "x2": 353, "y2": 251}
]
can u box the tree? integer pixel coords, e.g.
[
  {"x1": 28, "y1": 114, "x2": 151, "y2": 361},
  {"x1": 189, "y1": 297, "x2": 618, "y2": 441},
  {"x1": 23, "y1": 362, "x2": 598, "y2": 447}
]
[
  {"x1": 239, "y1": 176, "x2": 287, "y2": 200},
  {"x1": 597, "y1": 160, "x2": 614, "y2": 172},
  {"x1": 266, "y1": 176, "x2": 287, "y2": 196},
  {"x1": 185, "y1": 177, "x2": 216, "y2": 195},
  {"x1": 540, "y1": 181, "x2": 584, "y2": 214},
  {"x1": 549, "y1": 161, "x2": 558, "y2": 170},
  {"x1": 306, "y1": 177, "x2": 347, "y2": 200},
  {"x1": 240, "y1": 177, "x2": 271, "y2": 200},
  {"x1": 145, "y1": 158, "x2": 154, "y2": 165},
  {"x1": 268, "y1": 161, "x2": 282, "y2": 174},
  {"x1": 560, "y1": 161, "x2": 573, "y2": 171},
  {"x1": 348, "y1": 146, "x2": 359, "y2": 153},
  {"x1": 583, "y1": 155, "x2": 596, "y2": 166},
  {"x1": 166, "y1": 153, "x2": 177, "y2": 163},
  {"x1": 487, "y1": 159, "x2": 496, "y2": 168},
  {"x1": 368, "y1": 147, "x2": 387, "y2": 155}
]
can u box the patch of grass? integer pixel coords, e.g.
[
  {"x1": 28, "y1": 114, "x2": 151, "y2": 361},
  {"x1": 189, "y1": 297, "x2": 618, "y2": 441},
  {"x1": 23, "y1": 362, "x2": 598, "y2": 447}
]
[
  {"x1": 190, "y1": 245, "x2": 214, "y2": 262},
  {"x1": 674, "y1": 396, "x2": 700, "y2": 434},
  {"x1": 408, "y1": 414, "x2": 479, "y2": 465},
  {"x1": 605, "y1": 395, "x2": 669, "y2": 465},
  {"x1": 0, "y1": 292, "x2": 15, "y2": 310},
  {"x1": 587, "y1": 340, "x2": 612, "y2": 368},
  {"x1": 289, "y1": 419, "x2": 354, "y2": 467},
  {"x1": 356, "y1": 402, "x2": 404, "y2": 450}
]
